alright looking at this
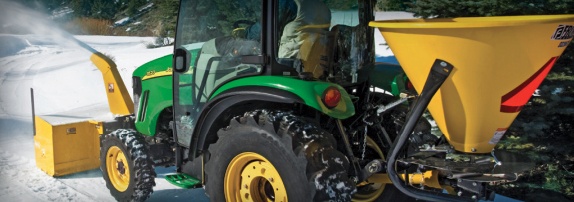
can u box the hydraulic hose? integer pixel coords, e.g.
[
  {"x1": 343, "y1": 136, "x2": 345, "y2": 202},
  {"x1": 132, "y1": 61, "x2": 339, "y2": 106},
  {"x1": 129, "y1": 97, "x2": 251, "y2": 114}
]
[{"x1": 386, "y1": 59, "x2": 471, "y2": 202}]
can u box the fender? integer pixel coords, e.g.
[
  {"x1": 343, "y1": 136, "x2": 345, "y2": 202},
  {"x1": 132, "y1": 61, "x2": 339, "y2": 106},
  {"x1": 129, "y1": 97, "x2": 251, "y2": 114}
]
[
  {"x1": 211, "y1": 75, "x2": 355, "y2": 119},
  {"x1": 132, "y1": 54, "x2": 174, "y2": 136},
  {"x1": 188, "y1": 76, "x2": 356, "y2": 158},
  {"x1": 190, "y1": 86, "x2": 304, "y2": 158}
]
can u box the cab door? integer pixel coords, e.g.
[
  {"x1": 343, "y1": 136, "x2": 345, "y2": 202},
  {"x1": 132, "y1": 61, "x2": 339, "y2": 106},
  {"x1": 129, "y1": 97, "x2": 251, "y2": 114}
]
[{"x1": 172, "y1": 0, "x2": 263, "y2": 147}]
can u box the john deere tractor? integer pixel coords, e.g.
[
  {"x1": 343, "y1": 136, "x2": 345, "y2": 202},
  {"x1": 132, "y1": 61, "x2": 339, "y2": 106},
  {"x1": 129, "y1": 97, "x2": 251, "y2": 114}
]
[{"x1": 97, "y1": 0, "x2": 574, "y2": 201}]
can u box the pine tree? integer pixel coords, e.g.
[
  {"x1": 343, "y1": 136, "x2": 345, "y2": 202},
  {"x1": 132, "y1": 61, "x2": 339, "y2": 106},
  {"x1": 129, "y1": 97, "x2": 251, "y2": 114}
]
[
  {"x1": 91, "y1": 0, "x2": 118, "y2": 20},
  {"x1": 69, "y1": 0, "x2": 93, "y2": 17},
  {"x1": 376, "y1": 0, "x2": 412, "y2": 11},
  {"x1": 127, "y1": 0, "x2": 147, "y2": 16}
]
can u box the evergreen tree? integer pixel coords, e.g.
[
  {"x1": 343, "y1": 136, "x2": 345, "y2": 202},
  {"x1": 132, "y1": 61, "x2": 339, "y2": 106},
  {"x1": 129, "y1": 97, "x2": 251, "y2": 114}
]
[
  {"x1": 213, "y1": 0, "x2": 261, "y2": 35},
  {"x1": 408, "y1": 0, "x2": 574, "y2": 18},
  {"x1": 376, "y1": 0, "x2": 412, "y2": 11},
  {"x1": 127, "y1": 0, "x2": 148, "y2": 16},
  {"x1": 69, "y1": 0, "x2": 93, "y2": 17},
  {"x1": 148, "y1": 0, "x2": 179, "y2": 44},
  {"x1": 91, "y1": 0, "x2": 118, "y2": 20}
]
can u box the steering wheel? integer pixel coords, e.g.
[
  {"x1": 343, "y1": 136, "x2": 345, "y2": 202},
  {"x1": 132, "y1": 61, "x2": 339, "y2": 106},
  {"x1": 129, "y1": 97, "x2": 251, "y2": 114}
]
[{"x1": 233, "y1": 20, "x2": 256, "y2": 29}]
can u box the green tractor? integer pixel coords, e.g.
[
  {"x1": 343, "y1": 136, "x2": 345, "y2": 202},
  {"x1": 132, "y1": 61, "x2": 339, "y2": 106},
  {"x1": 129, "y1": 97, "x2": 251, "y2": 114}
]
[{"x1": 99, "y1": 0, "x2": 574, "y2": 201}]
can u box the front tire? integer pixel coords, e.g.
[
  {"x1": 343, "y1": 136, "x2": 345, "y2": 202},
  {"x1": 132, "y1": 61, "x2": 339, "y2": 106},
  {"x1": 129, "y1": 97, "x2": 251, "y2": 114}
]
[
  {"x1": 205, "y1": 110, "x2": 355, "y2": 201},
  {"x1": 100, "y1": 129, "x2": 156, "y2": 202}
]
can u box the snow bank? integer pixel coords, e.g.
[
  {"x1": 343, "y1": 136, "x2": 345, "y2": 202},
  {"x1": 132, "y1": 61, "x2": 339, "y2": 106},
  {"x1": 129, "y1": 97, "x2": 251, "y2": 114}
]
[
  {"x1": 0, "y1": 35, "x2": 30, "y2": 57},
  {"x1": 0, "y1": 34, "x2": 189, "y2": 201}
]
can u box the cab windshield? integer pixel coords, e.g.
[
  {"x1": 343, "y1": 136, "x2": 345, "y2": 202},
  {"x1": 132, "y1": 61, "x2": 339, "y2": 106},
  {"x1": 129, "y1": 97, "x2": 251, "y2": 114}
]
[{"x1": 275, "y1": 0, "x2": 369, "y2": 82}]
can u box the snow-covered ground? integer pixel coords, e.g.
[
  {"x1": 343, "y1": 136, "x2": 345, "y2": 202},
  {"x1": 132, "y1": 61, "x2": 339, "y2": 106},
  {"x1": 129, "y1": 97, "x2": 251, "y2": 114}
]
[
  {"x1": 0, "y1": 2, "x2": 211, "y2": 200},
  {"x1": 0, "y1": 33, "x2": 211, "y2": 201},
  {"x1": 0, "y1": 1, "x2": 413, "y2": 200}
]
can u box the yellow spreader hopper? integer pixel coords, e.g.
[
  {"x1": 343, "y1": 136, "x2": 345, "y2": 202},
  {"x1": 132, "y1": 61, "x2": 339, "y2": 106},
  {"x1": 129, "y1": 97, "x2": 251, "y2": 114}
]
[{"x1": 370, "y1": 15, "x2": 574, "y2": 153}]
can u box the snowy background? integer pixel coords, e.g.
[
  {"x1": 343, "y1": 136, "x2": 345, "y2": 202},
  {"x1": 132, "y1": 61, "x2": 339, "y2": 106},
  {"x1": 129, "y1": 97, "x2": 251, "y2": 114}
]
[
  {"x1": 0, "y1": 1, "x2": 416, "y2": 200},
  {"x1": 0, "y1": 34, "x2": 211, "y2": 201}
]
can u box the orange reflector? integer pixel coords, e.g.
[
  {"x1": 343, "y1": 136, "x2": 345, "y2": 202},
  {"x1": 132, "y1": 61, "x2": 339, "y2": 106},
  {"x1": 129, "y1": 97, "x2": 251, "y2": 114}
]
[
  {"x1": 500, "y1": 57, "x2": 558, "y2": 113},
  {"x1": 406, "y1": 79, "x2": 414, "y2": 90},
  {"x1": 323, "y1": 87, "x2": 341, "y2": 108}
]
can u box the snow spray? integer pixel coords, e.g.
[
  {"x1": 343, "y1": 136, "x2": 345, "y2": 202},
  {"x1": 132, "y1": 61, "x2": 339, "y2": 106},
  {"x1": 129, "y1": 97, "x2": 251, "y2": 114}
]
[{"x1": 0, "y1": 0, "x2": 99, "y2": 54}]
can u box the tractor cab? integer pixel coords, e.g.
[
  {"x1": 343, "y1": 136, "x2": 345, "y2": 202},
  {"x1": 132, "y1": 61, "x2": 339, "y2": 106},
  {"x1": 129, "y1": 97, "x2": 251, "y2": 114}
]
[{"x1": 171, "y1": 0, "x2": 374, "y2": 149}]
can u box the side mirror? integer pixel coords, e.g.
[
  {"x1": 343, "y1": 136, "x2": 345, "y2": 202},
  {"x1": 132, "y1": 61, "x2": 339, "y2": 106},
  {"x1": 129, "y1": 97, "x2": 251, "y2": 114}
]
[{"x1": 173, "y1": 47, "x2": 191, "y2": 72}]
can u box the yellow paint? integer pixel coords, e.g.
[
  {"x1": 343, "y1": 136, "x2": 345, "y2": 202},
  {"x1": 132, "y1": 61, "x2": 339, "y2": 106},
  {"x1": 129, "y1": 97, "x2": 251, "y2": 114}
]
[
  {"x1": 399, "y1": 170, "x2": 441, "y2": 189},
  {"x1": 365, "y1": 170, "x2": 442, "y2": 191},
  {"x1": 353, "y1": 137, "x2": 386, "y2": 202},
  {"x1": 443, "y1": 185, "x2": 456, "y2": 195},
  {"x1": 88, "y1": 120, "x2": 103, "y2": 134},
  {"x1": 34, "y1": 116, "x2": 101, "y2": 176},
  {"x1": 225, "y1": 152, "x2": 287, "y2": 202},
  {"x1": 142, "y1": 68, "x2": 173, "y2": 81},
  {"x1": 106, "y1": 146, "x2": 130, "y2": 192},
  {"x1": 370, "y1": 15, "x2": 574, "y2": 153},
  {"x1": 297, "y1": 24, "x2": 331, "y2": 31},
  {"x1": 90, "y1": 53, "x2": 134, "y2": 116}
]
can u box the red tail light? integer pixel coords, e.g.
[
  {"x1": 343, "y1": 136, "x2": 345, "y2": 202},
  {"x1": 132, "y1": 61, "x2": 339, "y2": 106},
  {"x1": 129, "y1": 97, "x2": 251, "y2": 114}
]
[{"x1": 322, "y1": 87, "x2": 341, "y2": 108}]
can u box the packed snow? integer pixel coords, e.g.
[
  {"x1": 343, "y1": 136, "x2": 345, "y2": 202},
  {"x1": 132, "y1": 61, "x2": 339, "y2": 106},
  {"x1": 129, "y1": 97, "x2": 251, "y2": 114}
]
[
  {"x1": 0, "y1": 1, "x2": 209, "y2": 201},
  {"x1": 114, "y1": 17, "x2": 131, "y2": 26},
  {"x1": 0, "y1": 33, "x2": 211, "y2": 201},
  {"x1": 0, "y1": 1, "x2": 410, "y2": 201}
]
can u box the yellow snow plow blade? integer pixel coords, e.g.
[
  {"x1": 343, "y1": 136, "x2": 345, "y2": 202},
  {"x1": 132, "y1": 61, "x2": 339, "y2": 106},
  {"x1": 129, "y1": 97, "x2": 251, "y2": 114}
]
[
  {"x1": 34, "y1": 116, "x2": 102, "y2": 176},
  {"x1": 370, "y1": 15, "x2": 574, "y2": 153}
]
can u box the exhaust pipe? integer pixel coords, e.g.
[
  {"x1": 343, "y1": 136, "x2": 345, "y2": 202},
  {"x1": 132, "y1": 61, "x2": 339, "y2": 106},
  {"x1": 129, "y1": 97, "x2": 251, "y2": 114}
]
[{"x1": 386, "y1": 59, "x2": 470, "y2": 202}]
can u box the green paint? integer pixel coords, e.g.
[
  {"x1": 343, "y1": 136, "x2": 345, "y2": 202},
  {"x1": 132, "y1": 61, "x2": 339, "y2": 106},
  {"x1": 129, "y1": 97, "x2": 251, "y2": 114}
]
[
  {"x1": 369, "y1": 62, "x2": 407, "y2": 96},
  {"x1": 212, "y1": 76, "x2": 355, "y2": 119},
  {"x1": 132, "y1": 49, "x2": 412, "y2": 133},
  {"x1": 134, "y1": 76, "x2": 172, "y2": 136},
  {"x1": 165, "y1": 173, "x2": 201, "y2": 189},
  {"x1": 133, "y1": 54, "x2": 172, "y2": 78},
  {"x1": 132, "y1": 54, "x2": 173, "y2": 136},
  {"x1": 132, "y1": 50, "x2": 200, "y2": 136}
]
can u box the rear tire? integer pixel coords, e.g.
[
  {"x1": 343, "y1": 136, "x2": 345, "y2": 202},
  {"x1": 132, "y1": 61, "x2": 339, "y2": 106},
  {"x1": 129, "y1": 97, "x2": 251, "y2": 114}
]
[
  {"x1": 205, "y1": 110, "x2": 355, "y2": 201},
  {"x1": 100, "y1": 129, "x2": 156, "y2": 202},
  {"x1": 352, "y1": 137, "x2": 387, "y2": 201}
]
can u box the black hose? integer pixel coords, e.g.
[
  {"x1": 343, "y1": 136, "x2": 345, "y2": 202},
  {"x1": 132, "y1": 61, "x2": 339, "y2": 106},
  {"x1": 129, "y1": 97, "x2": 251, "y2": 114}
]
[{"x1": 386, "y1": 59, "x2": 471, "y2": 202}]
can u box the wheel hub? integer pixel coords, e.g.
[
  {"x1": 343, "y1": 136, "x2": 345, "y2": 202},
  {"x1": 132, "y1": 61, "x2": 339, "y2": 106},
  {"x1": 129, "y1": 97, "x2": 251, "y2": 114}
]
[
  {"x1": 106, "y1": 146, "x2": 130, "y2": 192},
  {"x1": 225, "y1": 152, "x2": 287, "y2": 202},
  {"x1": 117, "y1": 160, "x2": 126, "y2": 174},
  {"x1": 354, "y1": 137, "x2": 387, "y2": 202}
]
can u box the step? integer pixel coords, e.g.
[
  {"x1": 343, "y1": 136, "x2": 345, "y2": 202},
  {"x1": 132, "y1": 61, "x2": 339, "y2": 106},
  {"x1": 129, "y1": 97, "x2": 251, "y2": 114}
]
[{"x1": 165, "y1": 173, "x2": 202, "y2": 189}]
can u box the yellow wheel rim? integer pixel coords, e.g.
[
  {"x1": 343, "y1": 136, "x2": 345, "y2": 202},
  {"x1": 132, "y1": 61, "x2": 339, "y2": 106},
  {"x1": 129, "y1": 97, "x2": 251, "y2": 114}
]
[
  {"x1": 225, "y1": 152, "x2": 287, "y2": 202},
  {"x1": 106, "y1": 146, "x2": 130, "y2": 192},
  {"x1": 352, "y1": 137, "x2": 386, "y2": 202}
]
